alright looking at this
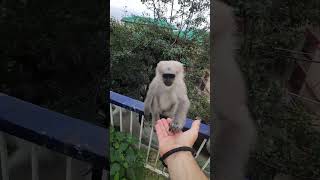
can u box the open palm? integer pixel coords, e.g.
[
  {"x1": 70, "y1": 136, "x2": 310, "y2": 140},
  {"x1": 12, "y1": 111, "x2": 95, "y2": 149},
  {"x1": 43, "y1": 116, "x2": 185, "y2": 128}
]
[{"x1": 155, "y1": 118, "x2": 201, "y2": 156}]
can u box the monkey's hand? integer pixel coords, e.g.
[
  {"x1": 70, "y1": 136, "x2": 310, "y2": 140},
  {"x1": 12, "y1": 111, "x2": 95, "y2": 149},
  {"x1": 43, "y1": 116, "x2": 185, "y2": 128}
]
[{"x1": 169, "y1": 121, "x2": 184, "y2": 133}]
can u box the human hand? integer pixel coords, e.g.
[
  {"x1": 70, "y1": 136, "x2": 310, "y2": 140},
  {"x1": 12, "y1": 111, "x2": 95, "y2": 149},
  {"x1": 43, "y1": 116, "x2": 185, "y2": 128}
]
[{"x1": 155, "y1": 118, "x2": 201, "y2": 157}]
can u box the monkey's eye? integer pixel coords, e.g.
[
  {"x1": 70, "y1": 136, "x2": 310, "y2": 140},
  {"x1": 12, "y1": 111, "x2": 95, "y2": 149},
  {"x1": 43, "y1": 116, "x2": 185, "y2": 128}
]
[{"x1": 163, "y1": 74, "x2": 175, "y2": 79}]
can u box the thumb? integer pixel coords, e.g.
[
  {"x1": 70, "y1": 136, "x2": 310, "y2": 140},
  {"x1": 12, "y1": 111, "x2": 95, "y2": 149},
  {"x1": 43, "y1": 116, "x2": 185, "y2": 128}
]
[{"x1": 190, "y1": 120, "x2": 201, "y2": 134}]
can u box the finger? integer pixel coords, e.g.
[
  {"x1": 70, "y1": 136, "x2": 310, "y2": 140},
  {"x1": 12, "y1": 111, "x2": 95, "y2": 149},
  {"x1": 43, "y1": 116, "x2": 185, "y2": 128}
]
[
  {"x1": 165, "y1": 118, "x2": 174, "y2": 135},
  {"x1": 158, "y1": 119, "x2": 169, "y2": 136},
  {"x1": 166, "y1": 118, "x2": 173, "y2": 123},
  {"x1": 155, "y1": 120, "x2": 166, "y2": 139},
  {"x1": 190, "y1": 120, "x2": 201, "y2": 134},
  {"x1": 161, "y1": 119, "x2": 173, "y2": 136}
]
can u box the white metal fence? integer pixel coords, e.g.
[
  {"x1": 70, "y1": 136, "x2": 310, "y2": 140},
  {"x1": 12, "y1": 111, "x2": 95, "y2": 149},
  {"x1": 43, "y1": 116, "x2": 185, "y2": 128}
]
[{"x1": 110, "y1": 101, "x2": 211, "y2": 178}]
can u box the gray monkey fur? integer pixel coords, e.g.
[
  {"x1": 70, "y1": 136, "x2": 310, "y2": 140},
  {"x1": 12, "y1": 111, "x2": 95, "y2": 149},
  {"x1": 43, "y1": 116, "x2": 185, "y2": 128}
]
[{"x1": 144, "y1": 60, "x2": 190, "y2": 133}]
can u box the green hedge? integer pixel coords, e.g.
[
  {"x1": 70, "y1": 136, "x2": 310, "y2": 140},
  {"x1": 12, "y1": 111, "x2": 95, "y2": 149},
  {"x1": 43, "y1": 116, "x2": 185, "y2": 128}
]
[{"x1": 110, "y1": 18, "x2": 210, "y2": 123}]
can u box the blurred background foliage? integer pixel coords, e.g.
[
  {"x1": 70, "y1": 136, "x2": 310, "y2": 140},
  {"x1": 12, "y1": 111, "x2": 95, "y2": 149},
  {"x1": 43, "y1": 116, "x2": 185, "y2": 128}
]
[
  {"x1": 225, "y1": 0, "x2": 320, "y2": 179},
  {"x1": 111, "y1": 0, "x2": 210, "y2": 124}
]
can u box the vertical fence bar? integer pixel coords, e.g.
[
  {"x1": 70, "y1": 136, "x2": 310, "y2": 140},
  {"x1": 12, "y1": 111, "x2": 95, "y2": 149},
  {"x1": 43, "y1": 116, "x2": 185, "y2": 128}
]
[
  {"x1": 110, "y1": 93, "x2": 211, "y2": 177},
  {"x1": 130, "y1": 111, "x2": 133, "y2": 135},
  {"x1": 154, "y1": 150, "x2": 160, "y2": 167},
  {"x1": 162, "y1": 167, "x2": 166, "y2": 173},
  {"x1": 110, "y1": 105, "x2": 114, "y2": 127},
  {"x1": 195, "y1": 139, "x2": 207, "y2": 159},
  {"x1": 0, "y1": 132, "x2": 9, "y2": 180},
  {"x1": 86, "y1": 164, "x2": 92, "y2": 177},
  {"x1": 145, "y1": 126, "x2": 154, "y2": 163},
  {"x1": 201, "y1": 157, "x2": 210, "y2": 171},
  {"x1": 31, "y1": 145, "x2": 39, "y2": 180},
  {"x1": 138, "y1": 115, "x2": 145, "y2": 149},
  {"x1": 66, "y1": 157, "x2": 72, "y2": 180},
  {"x1": 119, "y1": 108, "x2": 123, "y2": 132}
]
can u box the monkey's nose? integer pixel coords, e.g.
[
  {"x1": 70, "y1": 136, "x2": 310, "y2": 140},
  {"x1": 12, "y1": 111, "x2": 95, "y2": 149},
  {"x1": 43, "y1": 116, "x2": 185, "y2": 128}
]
[{"x1": 164, "y1": 81, "x2": 172, "y2": 86}]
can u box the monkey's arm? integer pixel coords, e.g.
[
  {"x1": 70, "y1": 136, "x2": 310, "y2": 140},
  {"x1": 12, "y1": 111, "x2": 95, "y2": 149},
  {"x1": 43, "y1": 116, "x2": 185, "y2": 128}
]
[
  {"x1": 170, "y1": 95, "x2": 190, "y2": 132},
  {"x1": 144, "y1": 80, "x2": 157, "y2": 116}
]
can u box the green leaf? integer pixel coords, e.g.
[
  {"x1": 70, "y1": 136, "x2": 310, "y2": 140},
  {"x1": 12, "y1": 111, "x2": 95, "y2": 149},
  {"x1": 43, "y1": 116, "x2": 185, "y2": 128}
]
[
  {"x1": 119, "y1": 143, "x2": 128, "y2": 152},
  {"x1": 119, "y1": 168, "x2": 125, "y2": 179},
  {"x1": 127, "y1": 136, "x2": 133, "y2": 143},
  {"x1": 126, "y1": 147, "x2": 136, "y2": 163},
  {"x1": 123, "y1": 162, "x2": 128, "y2": 169},
  {"x1": 110, "y1": 163, "x2": 120, "y2": 176},
  {"x1": 120, "y1": 153, "x2": 125, "y2": 161},
  {"x1": 114, "y1": 142, "x2": 119, "y2": 149},
  {"x1": 114, "y1": 172, "x2": 120, "y2": 180}
]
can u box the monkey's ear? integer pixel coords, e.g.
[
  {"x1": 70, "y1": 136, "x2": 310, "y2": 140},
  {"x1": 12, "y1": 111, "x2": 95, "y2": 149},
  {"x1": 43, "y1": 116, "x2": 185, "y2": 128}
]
[
  {"x1": 156, "y1": 61, "x2": 164, "y2": 74},
  {"x1": 156, "y1": 61, "x2": 164, "y2": 70},
  {"x1": 157, "y1": 61, "x2": 164, "y2": 66},
  {"x1": 177, "y1": 64, "x2": 184, "y2": 74}
]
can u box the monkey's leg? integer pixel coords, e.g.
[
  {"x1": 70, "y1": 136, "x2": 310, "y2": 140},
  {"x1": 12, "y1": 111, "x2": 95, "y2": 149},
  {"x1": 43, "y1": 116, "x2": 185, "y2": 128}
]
[
  {"x1": 151, "y1": 113, "x2": 160, "y2": 133},
  {"x1": 146, "y1": 96, "x2": 159, "y2": 125},
  {"x1": 152, "y1": 113, "x2": 160, "y2": 126}
]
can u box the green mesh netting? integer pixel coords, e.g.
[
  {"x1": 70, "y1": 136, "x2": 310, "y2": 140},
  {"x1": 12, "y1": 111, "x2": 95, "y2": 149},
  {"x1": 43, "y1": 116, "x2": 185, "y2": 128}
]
[
  {"x1": 121, "y1": 15, "x2": 208, "y2": 42},
  {"x1": 121, "y1": 15, "x2": 177, "y2": 30}
]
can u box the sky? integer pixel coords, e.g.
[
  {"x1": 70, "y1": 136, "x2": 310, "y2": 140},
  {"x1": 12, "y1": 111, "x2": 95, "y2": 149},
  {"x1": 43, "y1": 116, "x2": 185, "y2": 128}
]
[
  {"x1": 110, "y1": 0, "x2": 210, "y2": 28},
  {"x1": 110, "y1": 0, "x2": 152, "y2": 20}
]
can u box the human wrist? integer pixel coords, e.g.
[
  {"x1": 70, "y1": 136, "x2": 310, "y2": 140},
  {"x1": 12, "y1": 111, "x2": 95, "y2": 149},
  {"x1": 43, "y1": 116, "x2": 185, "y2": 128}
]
[{"x1": 164, "y1": 151, "x2": 193, "y2": 165}]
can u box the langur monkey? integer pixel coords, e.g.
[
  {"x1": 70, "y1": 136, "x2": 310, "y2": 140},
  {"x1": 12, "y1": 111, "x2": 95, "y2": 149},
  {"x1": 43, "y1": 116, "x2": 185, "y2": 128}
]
[
  {"x1": 212, "y1": 1, "x2": 257, "y2": 180},
  {"x1": 144, "y1": 60, "x2": 190, "y2": 133}
]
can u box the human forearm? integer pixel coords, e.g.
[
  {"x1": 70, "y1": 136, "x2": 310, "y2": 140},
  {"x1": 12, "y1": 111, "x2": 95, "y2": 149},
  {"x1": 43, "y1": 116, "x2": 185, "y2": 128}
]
[{"x1": 165, "y1": 151, "x2": 208, "y2": 180}]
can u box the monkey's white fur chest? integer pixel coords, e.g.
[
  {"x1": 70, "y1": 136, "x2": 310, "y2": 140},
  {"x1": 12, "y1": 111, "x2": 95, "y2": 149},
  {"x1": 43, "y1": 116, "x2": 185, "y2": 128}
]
[{"x1": 158, "y1": 91, "x2": 177, "y2": 110}]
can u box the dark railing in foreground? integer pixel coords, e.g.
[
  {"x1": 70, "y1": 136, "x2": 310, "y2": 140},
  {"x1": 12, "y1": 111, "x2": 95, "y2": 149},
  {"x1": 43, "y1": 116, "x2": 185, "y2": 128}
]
[
  {"x1": 0, "y1": 93, "x2": 108, "y2": 179},
  {"x1": 110, "y1": 91, "x2": 210, "y2": 138}
]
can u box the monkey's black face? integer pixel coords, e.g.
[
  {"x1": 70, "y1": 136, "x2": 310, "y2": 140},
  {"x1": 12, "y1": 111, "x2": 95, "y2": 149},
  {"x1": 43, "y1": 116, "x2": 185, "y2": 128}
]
[{"x1": 162, "y1": 73, "x2": 175, "y2": 86}]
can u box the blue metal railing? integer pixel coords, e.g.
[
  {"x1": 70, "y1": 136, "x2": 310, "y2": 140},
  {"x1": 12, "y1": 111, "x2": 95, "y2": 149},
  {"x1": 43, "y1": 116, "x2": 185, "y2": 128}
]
[
  {"x1": 110, "y1": 91, "x2": 210, "y2": 138},
  {"x1": 110, "y1": 91, "x2": 211, "y2": 177}
]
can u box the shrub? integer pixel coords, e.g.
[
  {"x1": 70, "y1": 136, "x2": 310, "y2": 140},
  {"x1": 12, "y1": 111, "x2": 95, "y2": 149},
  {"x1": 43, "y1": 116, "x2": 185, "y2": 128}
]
[
  {"x1": 110, "y1": 127, "x2": 145, "y2": 180},
  {"x1": 110, "y1": 18, "x2": 210, "y2": 122}
]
